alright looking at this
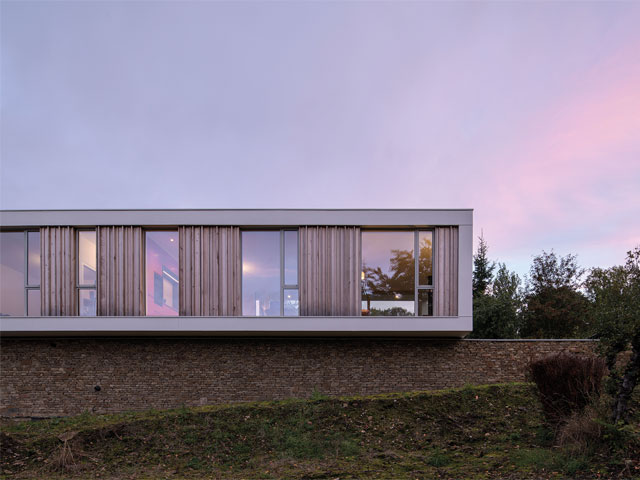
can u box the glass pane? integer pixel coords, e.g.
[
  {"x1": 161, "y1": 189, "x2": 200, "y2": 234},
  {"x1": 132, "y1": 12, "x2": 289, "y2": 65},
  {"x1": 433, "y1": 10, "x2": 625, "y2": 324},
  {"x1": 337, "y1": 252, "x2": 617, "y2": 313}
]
[
  {"x1": 79, "y1": 289, "x2": 97, "y2": 316},
  {"x1": 418, "y1": 289, "x2": 433, "y2": 317},
  {"x1": 361, "y1": 231, "x2": 415, "y2": 316},
  {"x1": 27, "y1": 231, "x2": 41, "y2": 287},
  {"x1": 284, "y1": 289, "x2": 299, "y2": 316},
  {"x1": 78, "y1": 231, "x2": 97, "y2": 286},
  {"x1": 145, "y1": 231, "x2": 179, "y2": 316},
  {"x1": 27, "y1": 289, "x2": 41, "y2": 316},
  {"x1": 242, "y1": 231, "x2": 280, "y2": 316},
  {"x1": 419, "y1": 231, "x2": 433, "y2": 286},
  {"x1": 284, "y1": 230, "x2": 298, "y2": 286},
  {"x1": 0, "y1": 232, "x2": 25, "y2": 316}
]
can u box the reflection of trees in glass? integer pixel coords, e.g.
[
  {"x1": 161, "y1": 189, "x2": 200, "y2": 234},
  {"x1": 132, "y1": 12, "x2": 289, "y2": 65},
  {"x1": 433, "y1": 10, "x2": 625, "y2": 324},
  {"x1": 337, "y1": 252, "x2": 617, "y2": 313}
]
[
  {"x1": 362, "y1": 248, "x2": 413, "y2": 296},
  {"x1": 370, "y1": 306, "x2": 413, "y2": 316},
  {"x1": 363, "y1": 237, "x2": 432, "y2": 293},
  {"x1": 418, "y1": 236, "x2": 432, "y2": 285},
  {"x1": 362, "y1": 236, "x2": 433, "y2": 316}
]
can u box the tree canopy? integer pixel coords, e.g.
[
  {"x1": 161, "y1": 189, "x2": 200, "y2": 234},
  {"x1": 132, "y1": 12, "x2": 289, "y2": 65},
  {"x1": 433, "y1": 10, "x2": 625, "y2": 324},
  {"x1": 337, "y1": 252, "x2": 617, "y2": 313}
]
[{"x1": 585, "y1": 246, "x2": 640, "y2": 422}]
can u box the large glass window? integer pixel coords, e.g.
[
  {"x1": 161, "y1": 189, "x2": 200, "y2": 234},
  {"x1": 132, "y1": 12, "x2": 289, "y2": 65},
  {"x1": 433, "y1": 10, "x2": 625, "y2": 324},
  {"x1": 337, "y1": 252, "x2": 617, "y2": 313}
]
[
  {"x1": 242, "y1": 230, "x2": 299, "y2": 316},
  {"x1": 77, "y1": 230, "x2": 97, "y2": 316},
  {"x1": 0, "y1": 231, "x2": 40, "y2": 316},
  {"x1": 361, "y1": 230, "x2": 433, "y2": 316},
  {"x1": 145, "y1": 231, "x2": 179, "y2": 316}
]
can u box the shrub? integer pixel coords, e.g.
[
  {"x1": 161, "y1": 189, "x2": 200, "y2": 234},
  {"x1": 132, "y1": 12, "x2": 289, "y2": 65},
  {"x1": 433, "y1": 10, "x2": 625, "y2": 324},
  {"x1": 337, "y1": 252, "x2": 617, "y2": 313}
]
[
  {"x1": 528, "y1": 353, "x2": 606, "y2": 425},
  {"x1": 556, "y1": 405, "x2": 603, "y2": 453}
]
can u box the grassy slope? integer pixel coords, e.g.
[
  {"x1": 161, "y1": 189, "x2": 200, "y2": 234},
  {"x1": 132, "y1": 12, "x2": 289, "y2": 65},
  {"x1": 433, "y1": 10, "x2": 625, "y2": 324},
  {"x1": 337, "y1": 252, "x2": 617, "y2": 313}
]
[{"x1": 1, "y1": 383, "x2": 638, "y2": 479}]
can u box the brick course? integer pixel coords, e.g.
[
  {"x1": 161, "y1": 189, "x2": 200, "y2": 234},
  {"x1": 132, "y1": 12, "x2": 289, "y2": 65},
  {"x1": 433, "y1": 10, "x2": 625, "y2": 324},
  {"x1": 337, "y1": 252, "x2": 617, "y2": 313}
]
[{"x1": 0, "y1": 338, "x2": 597, "y2": 418}]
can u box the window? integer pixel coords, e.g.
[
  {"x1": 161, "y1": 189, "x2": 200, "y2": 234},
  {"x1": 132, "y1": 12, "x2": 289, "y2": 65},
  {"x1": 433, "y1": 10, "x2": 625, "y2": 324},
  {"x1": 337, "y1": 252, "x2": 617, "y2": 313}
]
[
  {"x1": 0, "y1": 231, "x2": 40, "y2": 316},
  {"x1": 77, "y1": 230, "x2": 97, "y2": 316},
  {"x1": 242, "y1": 230, "x2": 299, "y2": 316},
  {"x1": 145, "y1": 231, "x2": 179, "y2": 316},
  {"x1": 361, "y1": 230, "x2": 433, "y2": 316}
]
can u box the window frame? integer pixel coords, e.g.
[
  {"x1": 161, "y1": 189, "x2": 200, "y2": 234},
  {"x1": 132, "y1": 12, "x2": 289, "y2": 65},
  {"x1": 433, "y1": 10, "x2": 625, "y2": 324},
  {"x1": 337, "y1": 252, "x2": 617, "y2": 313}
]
[
  {"x1": 76, "y1": 229, "x2": 97, "y2": 316},
  {"x1": 360, "y1": 228, "x2": 435, "y2": 317},
  {"x1": 143, "y1": 229, "x2": 180, "y2": 316},
  {"x1": 241, "y1": 228, "x2": 299, "y2": 317},
  {"x1": 24, "y1": 230, "x2": 41, "y2": 316}
]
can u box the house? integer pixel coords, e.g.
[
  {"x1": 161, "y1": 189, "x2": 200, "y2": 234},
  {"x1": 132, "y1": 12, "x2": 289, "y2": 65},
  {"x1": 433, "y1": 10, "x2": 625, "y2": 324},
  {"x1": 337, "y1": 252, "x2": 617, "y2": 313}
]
[
  {"x1": 2, "y1": 208, "x2": 545, "y2": 417},
  {"x1": 0, "y1": 209, "x2": 473, "y2": 336}
]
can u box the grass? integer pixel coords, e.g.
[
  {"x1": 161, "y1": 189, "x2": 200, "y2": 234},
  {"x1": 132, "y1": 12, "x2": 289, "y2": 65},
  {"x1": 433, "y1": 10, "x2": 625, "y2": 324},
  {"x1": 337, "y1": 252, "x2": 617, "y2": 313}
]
[{"x1": 1, "y1": 382, "x2": 638, "y2": 479}]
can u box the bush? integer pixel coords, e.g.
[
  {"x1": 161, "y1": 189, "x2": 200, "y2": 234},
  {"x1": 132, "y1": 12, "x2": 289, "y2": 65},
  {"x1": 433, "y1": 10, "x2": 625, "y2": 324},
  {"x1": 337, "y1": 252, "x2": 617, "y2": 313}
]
[
  {"x1": 528, "y1": 353, "x2": 606, "y2": 425},
  {"x1": 556, "y1": 405, "x2": 603, "y2": 453}
]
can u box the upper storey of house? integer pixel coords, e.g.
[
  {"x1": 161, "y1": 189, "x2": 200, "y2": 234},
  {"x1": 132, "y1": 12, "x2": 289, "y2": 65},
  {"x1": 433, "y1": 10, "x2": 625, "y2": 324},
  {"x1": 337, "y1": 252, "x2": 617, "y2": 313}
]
[{"x1": 0, "y1": 209, "x2": 473, "y2": 337}]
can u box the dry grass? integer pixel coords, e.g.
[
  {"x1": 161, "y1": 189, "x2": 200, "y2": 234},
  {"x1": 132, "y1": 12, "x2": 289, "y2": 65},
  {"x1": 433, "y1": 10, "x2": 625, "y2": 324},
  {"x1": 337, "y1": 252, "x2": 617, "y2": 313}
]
[
  {"x1": 556, "y1": 405, "x2": 603, "y2": 454},
  {"x1": 528, "y1": 353, "x2": 607, "y2": 424}
]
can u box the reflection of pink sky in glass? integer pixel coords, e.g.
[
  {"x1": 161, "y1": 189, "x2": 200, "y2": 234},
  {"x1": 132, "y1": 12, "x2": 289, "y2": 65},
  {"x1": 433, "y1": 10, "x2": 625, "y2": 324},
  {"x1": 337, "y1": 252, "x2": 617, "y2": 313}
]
[
  {"x1": 362, "y1": 231, "x2": 413, "y2": 277},
  {"x1": 242, "y1": 231, "x2": 280, "y2": 316},
  {"x1": 0, "y1": 232, "x2": 25, "y2": 316},
  {"x1": 145, "y1": 231, "x2": 179, "y2": 316}
]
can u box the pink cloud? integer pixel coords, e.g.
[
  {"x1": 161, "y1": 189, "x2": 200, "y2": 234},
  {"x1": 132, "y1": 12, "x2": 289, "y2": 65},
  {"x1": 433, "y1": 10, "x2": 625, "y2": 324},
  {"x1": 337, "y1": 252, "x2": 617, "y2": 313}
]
[{"x1": 475, "y1": 41, "x2": 640, "y2": 254}]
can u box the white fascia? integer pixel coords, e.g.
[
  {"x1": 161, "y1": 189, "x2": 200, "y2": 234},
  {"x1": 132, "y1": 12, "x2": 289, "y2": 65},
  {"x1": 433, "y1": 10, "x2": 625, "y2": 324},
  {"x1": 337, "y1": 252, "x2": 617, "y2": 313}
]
[
  {"x1": 0, "y1": 209, "x2": 472, "y2": 228},
  {"x1": 0, "y1": 316, "x2": 472, "y2": 337}
]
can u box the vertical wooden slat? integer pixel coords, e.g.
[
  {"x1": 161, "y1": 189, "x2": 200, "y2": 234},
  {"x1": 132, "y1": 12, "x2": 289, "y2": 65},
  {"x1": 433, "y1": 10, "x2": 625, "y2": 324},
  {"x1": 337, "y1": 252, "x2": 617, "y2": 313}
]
[
  {"x1": 434, "y1": 226, "x2": 459, "y2": 316},
  {"x1": 40, "y1": 226, "x2": 76, "y2": 316},
  {"x1": 178, "y1": 226, "x2": 241, "y2": 316},
  {"x1": 97, "y1": 226, "x2": 144, "y2": 316},
  {"x1": 299, "y1": 226, "x2": 360, "y2": 316}
]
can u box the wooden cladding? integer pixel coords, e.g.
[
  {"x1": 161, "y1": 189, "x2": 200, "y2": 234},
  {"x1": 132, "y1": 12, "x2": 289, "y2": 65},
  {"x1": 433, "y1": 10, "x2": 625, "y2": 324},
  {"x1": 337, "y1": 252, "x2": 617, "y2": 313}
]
[
  {"x1": 178, "y1": 227, "x2": 241, "y2": 316},
  {"x1": 299, "y1": 226, "x2": 361, "y2": 316},
  {"x1": 41, "y1": 227, "x2": 76, "y2": 316},
  {"x1": 97, "y1": 227, "x2": 144, "y2": 316},
  {"x1": 434, "y1": 226, "x2": 459, "y2": 316},
  {"x1": 34, "y1": 224, "x2": 459, "y2": 317}
]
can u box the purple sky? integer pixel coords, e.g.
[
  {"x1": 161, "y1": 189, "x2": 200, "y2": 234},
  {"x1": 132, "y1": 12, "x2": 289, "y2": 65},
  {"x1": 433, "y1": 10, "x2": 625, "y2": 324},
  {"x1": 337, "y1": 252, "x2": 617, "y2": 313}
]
[{"x1": 2, "y1": 1, "x2": 639, "y2": 278}]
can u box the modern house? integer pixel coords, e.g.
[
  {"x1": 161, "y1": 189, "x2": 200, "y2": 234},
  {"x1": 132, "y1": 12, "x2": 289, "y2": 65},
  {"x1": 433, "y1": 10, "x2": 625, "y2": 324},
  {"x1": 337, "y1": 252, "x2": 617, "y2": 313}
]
[
  {"x1": 2, "y1": 208, "x2": 550, "y2": 418},
  {"x1": 0, "y1": 209, "x2": 473, "y2": 336},
  {"x1": 0, "y1": 209, "x2": 596, "y2": 418}
]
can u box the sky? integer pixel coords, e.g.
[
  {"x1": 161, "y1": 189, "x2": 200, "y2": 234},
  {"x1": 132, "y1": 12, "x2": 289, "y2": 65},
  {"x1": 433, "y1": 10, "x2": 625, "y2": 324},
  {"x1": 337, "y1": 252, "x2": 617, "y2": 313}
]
[{"x1": 2, "y1": 1, "x2": 639, "y2": 279}]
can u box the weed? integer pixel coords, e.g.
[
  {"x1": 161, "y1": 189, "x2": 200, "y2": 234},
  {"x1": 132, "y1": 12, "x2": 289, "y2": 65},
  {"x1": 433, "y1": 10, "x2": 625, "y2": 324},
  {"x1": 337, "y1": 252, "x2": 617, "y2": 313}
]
[
  {"x1": 534, "y1": 425, "x2": 554, "y2": 445},
  {"x1": 562, "y1": 455, "x2": 589, "y2": 475},
  {"x1": 427, "y1": 448, "x2": 451, "y2": 467},
  {"x1": 186, "y1": 456, "x2": 204, "y2": 469},
  {"x1": 338, "y1": 438, "x2": 360, "y2": 457},
  {"x1": 511, "y1": 448, "x2": 555, "y2": 470},
  {"x1": 310, "y1": 388, "x2": 329, "y2": 401}
]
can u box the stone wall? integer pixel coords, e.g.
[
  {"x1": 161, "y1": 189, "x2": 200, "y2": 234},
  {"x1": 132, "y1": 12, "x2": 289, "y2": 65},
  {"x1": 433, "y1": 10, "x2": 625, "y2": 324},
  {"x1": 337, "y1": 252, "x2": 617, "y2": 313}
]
[{"x1": 0, "y1": 338, "x2": 597, "y2": 418}]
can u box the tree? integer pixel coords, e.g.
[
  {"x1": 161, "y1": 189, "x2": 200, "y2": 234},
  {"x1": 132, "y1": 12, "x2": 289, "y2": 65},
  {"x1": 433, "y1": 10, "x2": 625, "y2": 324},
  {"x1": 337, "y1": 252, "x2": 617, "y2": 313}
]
[
  {"x1": 469, "y1": 234, "x2": 522, "y2": 339},
  {"x1": 469, "y1": 263, "x2": 522, "y2": 339},
  {"x1": 585, "y1": 246, "x2": 640, "y2": 423},
  {"x1": 520, "y1": 251, "x2": 590, "y2": 338},
  {"x1": 473, "y1": 234, "x2": 495, "y2": 299}
]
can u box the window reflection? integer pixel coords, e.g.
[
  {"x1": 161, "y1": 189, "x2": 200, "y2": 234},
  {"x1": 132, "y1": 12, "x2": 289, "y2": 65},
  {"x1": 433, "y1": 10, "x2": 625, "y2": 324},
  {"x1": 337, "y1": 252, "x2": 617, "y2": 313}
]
[
  {"x1": 242, "y1": 231, "x2": 280, "y2": 316},
  {"x1": 284, "y1": 230, "x2": 298, "y2": 286},
  {"x1": 146, "y1": 231, "x2": 179, "y2": 316},
  {"x1": 27, "y1": 289, "x2": 41, "y2": 317},
  {"x1": 242, "y1": 230, "x2": 299, "y2": 316},
  {"x1": 361, "y1": 231, "x2": 415, "y2": 316},
  {"x1": 284, "y1": 289, "x2": 299, "y2": 316},
  {"x1": 418, "y1": 289, "x2": 433, "y2": 316},
  {"x1": 419, "y1": 231, "x2": 433, "y2": 286},
  {"x1": 27, "y1": 231, "x2": 41, "y2": 287},
  {"x1": 79, "y1": 289, "x2": 97, "y2": 316},
  {"x1": 77, "y1": 231, "x2": 97, "y2": 316},
  {"x1": 78, "y1": 231, "x2": 97, "y2": 286},
  {"x1": 1, "y1": 232, "x2": 26, "y2": 316}
]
